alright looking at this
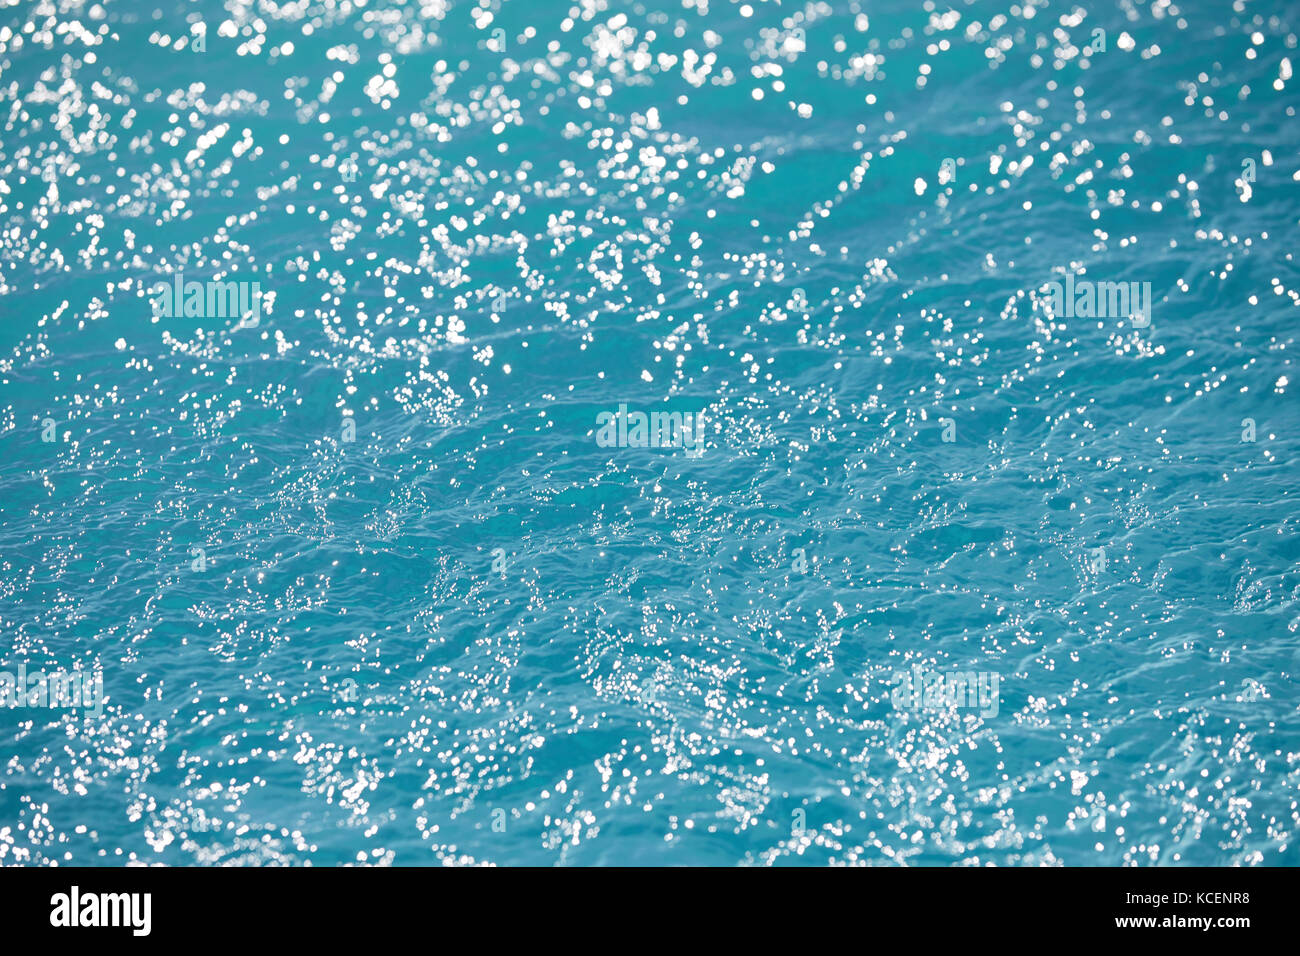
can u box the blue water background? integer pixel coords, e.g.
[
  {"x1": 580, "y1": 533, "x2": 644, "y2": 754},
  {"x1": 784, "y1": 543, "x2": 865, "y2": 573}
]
[{"x1": 0, "y1": 0, "x2": 1297, "y2": 865}]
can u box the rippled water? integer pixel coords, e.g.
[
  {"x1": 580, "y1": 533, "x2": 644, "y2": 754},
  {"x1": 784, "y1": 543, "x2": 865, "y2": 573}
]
[{"x1": 1, "y1": 0, "x2": 1297, "y2": 866}]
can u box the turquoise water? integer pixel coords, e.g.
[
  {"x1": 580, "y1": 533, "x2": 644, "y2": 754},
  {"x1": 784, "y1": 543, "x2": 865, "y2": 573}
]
[{"x1": 1, "y1": 0, "x2": 1297, "y2": 866}]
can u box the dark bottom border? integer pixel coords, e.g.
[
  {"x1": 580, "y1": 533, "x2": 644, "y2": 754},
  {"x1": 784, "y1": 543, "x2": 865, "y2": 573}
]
[{"x1": 0, "y1": 865, "x2": 1284, "y2": 941}]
